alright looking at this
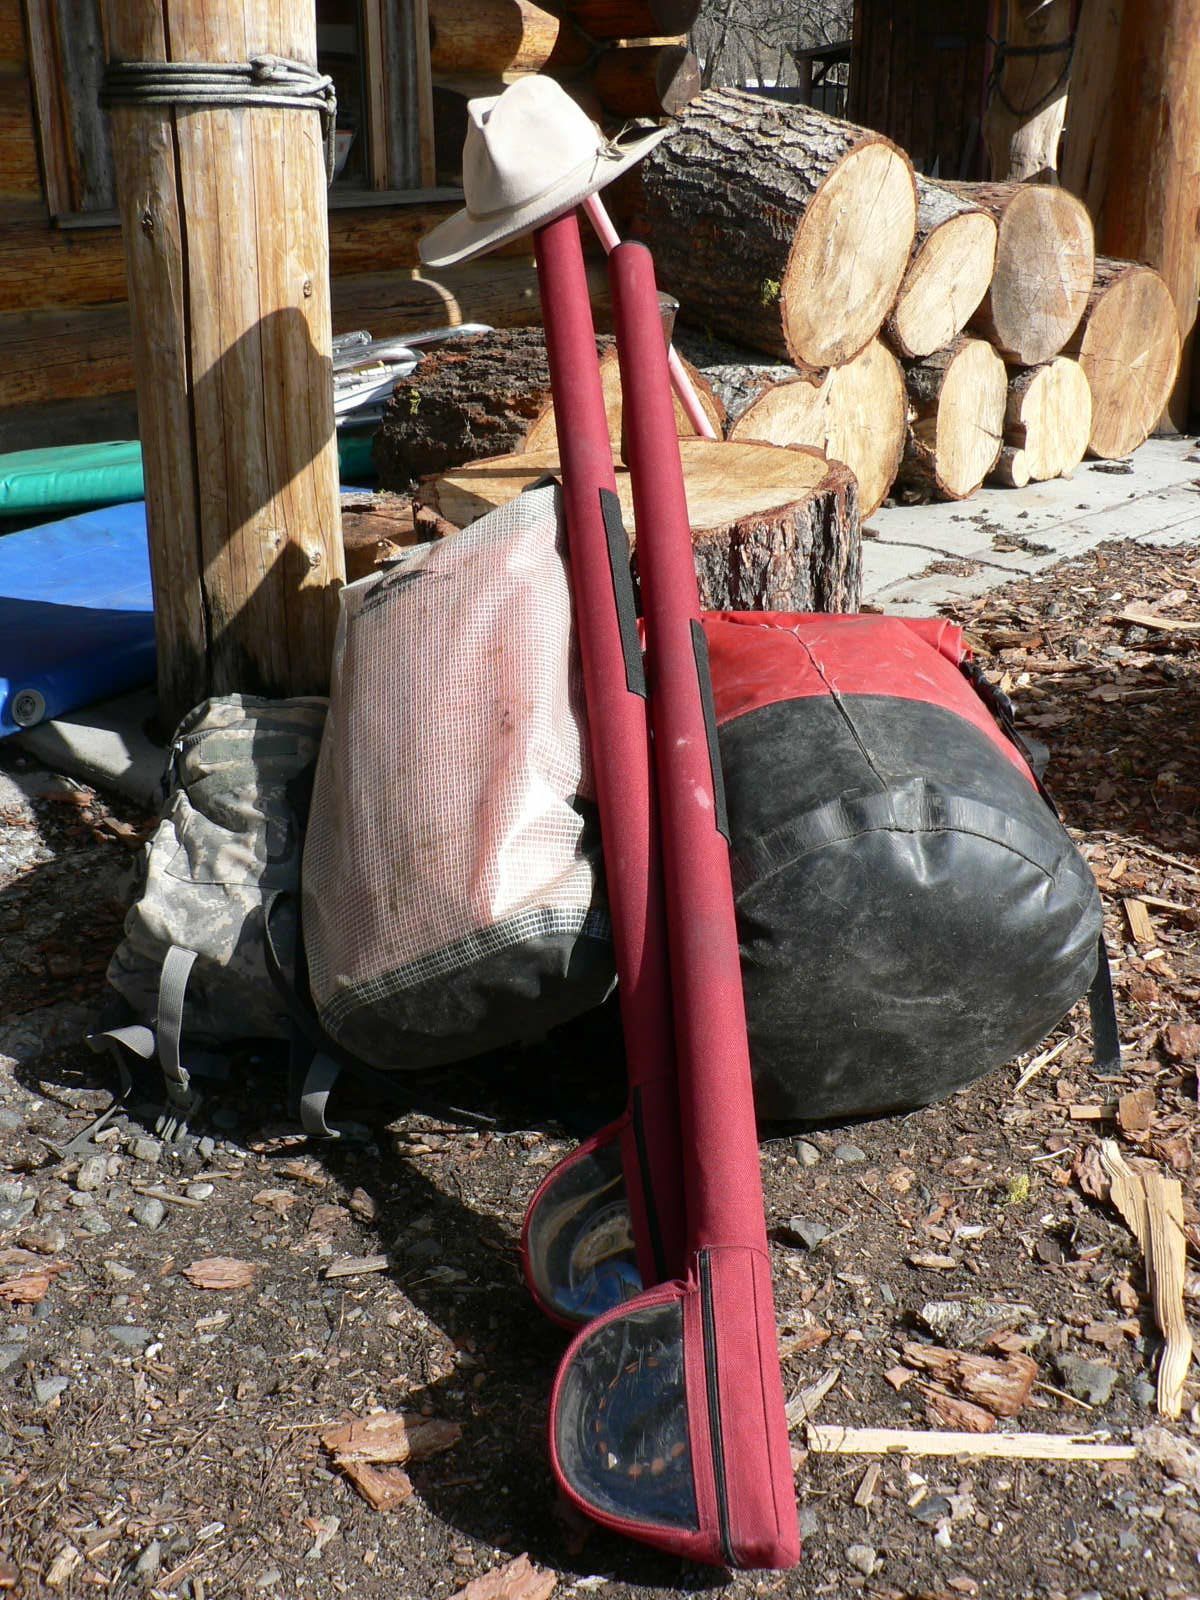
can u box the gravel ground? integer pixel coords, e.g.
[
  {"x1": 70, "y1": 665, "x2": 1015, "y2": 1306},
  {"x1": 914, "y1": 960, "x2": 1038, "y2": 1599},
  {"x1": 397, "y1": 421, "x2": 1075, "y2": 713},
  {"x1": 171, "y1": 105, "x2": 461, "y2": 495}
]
[{"x1": 1, "y1": 537, "x2": 1199, "y2": 1600}]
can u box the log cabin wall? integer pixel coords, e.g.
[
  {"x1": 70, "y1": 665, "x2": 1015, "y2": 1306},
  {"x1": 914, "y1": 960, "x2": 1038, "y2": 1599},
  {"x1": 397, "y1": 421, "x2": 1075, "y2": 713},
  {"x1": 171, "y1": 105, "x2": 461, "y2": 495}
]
[
  {"x1": 848, "y1": 0, "x2": 991, "y2": 181},
  {"x1": 0, "y1": 0, "x2": 699, "y2": 451}
]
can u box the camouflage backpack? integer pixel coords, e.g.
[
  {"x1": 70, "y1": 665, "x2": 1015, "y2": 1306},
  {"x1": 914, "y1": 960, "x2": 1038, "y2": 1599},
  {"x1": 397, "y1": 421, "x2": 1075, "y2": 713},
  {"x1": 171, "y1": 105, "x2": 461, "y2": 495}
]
[{"x1": 92, "y1": 695, "x2": 327, "y2": 1138}]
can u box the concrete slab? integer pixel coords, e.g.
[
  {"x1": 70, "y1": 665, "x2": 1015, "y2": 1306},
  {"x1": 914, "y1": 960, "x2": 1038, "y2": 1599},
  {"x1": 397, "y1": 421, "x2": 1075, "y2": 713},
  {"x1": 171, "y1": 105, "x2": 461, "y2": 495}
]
[{"x1": 863, "y1": 436, "x2": 1200, "y2": 610}]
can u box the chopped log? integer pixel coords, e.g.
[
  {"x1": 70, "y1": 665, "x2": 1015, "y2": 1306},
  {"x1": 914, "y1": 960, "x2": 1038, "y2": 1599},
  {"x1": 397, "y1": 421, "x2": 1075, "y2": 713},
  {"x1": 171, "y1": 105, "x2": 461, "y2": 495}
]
[
  {"x1": 525, "y1": 346, "x2": 723, "y2": 454},
  {"x1": 420, "y1": 439, "x2": 862, "y2": 613},
  {"x1": 641, "y1": 89, "x2": 917, "y2": 369},
  {"x1": 374, "y1": 328, "x2": 722, "y2": 486},
  {"x1": 990, "y1": 444, "x2": 1031, "y2": 490},
  {"x1": 1075, "y1": 0, "x2": 1200, "y2": 429},
  {"x1": 899, "y1": 336, "x2": 1006, "y2": 501},
  {"x1": 556, "y1": 0, "x2": 700, "y2": 34},
  {"x1": 340, "y1": 491, "x2": 456, "y2": 581},
  {"x1": 427, "y1": 0, "x2": 589, "y2": 78},
  {"x1": 1062, "y1": 259, "x2": 1181, "y2": 460},
  {"x1": 592, "y1": 44, "x2": 700, "y2": 120},
  {"x1": 1005, "y1": 357, "x2": 1092, "y2": 482},
  {"x1": 716, "y1": 340, "x2": 906, "y2": 520},
  {"x1": 942, "y1": 180, "x2": 1095, "y2": 367},
  {"x1": 375, "y1": 328, "x2": 553, "y2": 486},
  {"x1": 983, "y1": 0, "x2": 1073, "y2": 182},
  {"x1": 884, "y1": 177, "x2": 998, "y2": 360}
]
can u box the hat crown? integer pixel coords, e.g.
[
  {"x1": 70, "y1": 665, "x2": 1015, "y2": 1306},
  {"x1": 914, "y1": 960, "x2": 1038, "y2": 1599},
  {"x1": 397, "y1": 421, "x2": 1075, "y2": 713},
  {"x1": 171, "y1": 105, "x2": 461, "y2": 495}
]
[{"x1": 463, "y1": 77, "x2": 602, "y2": 218}]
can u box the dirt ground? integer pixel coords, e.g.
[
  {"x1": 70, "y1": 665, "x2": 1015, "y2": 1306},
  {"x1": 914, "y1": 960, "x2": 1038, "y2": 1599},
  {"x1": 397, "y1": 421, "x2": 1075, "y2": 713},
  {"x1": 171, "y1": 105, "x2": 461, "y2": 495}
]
[{"x1": 1, "y1": 535, "x2": 1198, "y2": 1600}]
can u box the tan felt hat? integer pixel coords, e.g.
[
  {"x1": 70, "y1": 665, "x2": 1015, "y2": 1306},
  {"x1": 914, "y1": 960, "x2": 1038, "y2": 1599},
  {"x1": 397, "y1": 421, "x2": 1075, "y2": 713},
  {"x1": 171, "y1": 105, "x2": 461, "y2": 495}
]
[{"x1": 419, "y1": 75, "x2": 667, "y2": 268}]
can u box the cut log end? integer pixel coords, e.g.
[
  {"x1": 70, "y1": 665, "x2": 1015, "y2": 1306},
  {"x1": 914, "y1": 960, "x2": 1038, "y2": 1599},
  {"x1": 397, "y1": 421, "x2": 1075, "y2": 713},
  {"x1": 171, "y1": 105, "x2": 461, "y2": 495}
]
[
  {"x1": 421, "y1": 438, "x2": 862, "y2": 613},
  {"x1": 728, "y1": 339, "x2": 905, "y2": 519},
  {"x1": 901, "y1": 337, "x2": 1007, "y2": 501},
  {"x1": 887, "y1": 211, "x2": 998, "y2": 360},
  {"x1": 959, "y1": 182, "x2": 1096, "y2": 367},
  {"x1": 1006, "y1": 357, "x2": 1093, "y2": 482},
  {"x1": 1068, "y1": 264, "x2": 1182, "y2": 459},
  {"x1": 990, "y1": 444, "x2": 1032, "y2": 490},
  {"x1": 784, "y1": 139, "x2": 918, "y2": 368}
]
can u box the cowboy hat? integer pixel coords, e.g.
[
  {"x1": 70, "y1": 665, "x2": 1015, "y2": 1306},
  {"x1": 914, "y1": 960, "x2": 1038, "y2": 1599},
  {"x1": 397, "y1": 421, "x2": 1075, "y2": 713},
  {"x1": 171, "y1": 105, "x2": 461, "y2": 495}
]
[{"x1": 419, "y1": 76, "x2": 667, "y2": 268}]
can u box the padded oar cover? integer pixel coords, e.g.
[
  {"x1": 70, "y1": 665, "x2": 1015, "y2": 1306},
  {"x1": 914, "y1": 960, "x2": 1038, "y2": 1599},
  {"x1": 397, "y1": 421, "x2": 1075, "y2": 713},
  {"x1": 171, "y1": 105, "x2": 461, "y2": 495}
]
[
  {"x1": 546, "y1": 242, "x2": 797, "y2": 1571},
  {"x1": 709, "y1": 612, "x2": 1104, "y2": 1122}
]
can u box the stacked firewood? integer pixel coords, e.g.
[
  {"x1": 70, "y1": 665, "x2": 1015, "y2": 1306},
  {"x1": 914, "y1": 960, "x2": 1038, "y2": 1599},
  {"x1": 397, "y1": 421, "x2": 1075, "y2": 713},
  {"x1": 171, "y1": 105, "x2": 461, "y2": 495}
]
[
  {"x1": 638, "y1": 90, "x2": 1182, "y2": 507},
  {"x1": 376, "y1": 89, "x2": 1183, "y2": 590}
]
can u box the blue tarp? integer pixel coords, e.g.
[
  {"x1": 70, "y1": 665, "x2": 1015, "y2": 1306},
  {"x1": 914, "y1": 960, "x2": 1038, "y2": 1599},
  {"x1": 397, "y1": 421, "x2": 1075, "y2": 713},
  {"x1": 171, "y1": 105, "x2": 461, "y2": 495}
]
[{"x1": 0, "y1": 500, "x2": 155, "y2": 737}]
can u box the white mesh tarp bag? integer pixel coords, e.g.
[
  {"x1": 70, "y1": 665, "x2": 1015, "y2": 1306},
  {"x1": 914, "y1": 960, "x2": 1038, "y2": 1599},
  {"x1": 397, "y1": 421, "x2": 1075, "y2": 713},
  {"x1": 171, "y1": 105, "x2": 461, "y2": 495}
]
[{"x1": 302, "y1": 483, "x2": 613, "y2": 1069}]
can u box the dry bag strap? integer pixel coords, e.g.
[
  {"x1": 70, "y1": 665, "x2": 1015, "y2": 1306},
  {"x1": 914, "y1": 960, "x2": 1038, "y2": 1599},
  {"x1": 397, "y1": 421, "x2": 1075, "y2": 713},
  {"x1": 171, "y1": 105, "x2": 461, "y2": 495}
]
[{"x1": 262, "y1": 894, "x2": 497, "y2": 1135}]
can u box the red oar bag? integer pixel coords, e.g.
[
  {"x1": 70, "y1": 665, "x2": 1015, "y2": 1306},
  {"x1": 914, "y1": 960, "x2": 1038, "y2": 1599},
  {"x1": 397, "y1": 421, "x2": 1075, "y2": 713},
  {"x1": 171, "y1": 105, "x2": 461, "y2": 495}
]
[{"x1": 709, "y1": 612, "x2": 1106, "y2": 1123}]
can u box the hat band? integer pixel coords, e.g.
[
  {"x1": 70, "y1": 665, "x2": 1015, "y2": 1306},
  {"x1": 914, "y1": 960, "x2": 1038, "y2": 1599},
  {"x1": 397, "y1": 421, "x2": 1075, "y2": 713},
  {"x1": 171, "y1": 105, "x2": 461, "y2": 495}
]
[{"x1": 465, "y1": 146, "x2": 607, "y2": 223}]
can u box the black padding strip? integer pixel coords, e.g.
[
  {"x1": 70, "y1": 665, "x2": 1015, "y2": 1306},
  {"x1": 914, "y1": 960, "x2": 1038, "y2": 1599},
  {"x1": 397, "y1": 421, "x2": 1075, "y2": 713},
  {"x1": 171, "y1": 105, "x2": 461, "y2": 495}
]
[
  {"x1": 1088, "y1": 935, "x2": 1123, "y2": 1076},
  {"x1": 599, "y1": 488, "x2": 646, "y2": 698},
  {"x1": 521, "y1": 472, "x2": 561, "y2": 494},
  {"x1": 691, "y1": 619, "x2": 730, "y2": 842}
]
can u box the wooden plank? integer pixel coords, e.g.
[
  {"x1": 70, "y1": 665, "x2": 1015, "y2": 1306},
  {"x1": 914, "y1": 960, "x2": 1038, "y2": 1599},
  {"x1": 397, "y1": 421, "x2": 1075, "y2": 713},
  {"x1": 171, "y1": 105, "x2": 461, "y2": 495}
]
[
  {"x1": 361, "y1": 0, "x2": 392, "y2": 189},
  {"x1": 0, "y1": 72, "x2": 43, "y2": 199},
  {"x1": 0, "y1": 0, "x2": 26, "y2": 62},
  {"x1": 807, "y1": 1425, "x2": 1137, "y2": 1461},
  {"x1": 0, "y1": 201, "x2": 477, "y2": 317},
  {"x1": 49, "y1": 0, "x2": 114, "y2": 212}
]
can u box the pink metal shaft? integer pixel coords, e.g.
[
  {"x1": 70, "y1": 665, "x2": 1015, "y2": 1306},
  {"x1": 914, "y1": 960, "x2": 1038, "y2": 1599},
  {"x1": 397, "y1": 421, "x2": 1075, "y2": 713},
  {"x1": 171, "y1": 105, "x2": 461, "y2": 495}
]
[
  {"x1": 581, "y1": 193, "x2": 718, "y2": 441},
  {"x1": 533, "y1": 210, "x2": 685, "y2": 1282},
  {"x1": 608, "y1": 240, "x2": 767, "y2": 1254}
]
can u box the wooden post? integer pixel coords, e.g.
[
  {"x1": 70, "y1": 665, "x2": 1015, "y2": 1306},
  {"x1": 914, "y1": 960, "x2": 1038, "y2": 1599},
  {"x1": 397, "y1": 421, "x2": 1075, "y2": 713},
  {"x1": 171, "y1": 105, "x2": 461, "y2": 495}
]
[
  {"x1": 1075, "y1": 0, "x2": 1200, "y2": 430},
  {"x1": 104, "y1": 0, "x2": 345, "y2": 725},
  {"x1": 983, "y1": 0, "x2": 1073, "y2": 182}
]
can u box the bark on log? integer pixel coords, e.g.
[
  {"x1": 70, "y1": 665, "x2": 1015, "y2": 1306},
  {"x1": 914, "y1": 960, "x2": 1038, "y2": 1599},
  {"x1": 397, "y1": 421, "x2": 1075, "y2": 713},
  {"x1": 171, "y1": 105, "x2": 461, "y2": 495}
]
[
  {"x1": 593, "y1": 45, "x2": 700, "y2": 120},
  {"x1": 1061, "y1": 258, "x2": 1181, "y2": 460},
  {"x1": 428, "y1": 0, "x2": 589, "y2": 78},
  {"x1": 375, "y1": 328, "x2": 554, "y2": 486},
  {"x1": 989, "y1": 444, "x2": 1031, "y2": 489},
  {"x1": 641, "y1": 89, "x2": 917, "y2": 369},
  {"x1": 898, "y1": 336, "x2": 1007, "y2": 501},
  {"x1": 708, "y1": 339, "x2": 906, "y2": 520},
  {"x1": 420, "y1": 439, "x2": 862, "y2": 613},
  {"x1": 1086, "y1": 0, "x2": 1200, "y2": 430},
  {"x1": 942, "y1": 180, "x2": 1094, "y2": 367},
  {"x1": 1005, "y1": 357, "x2": 1092, "y2": 481},
  {"x1": 374, "y1": 327, "x2": 722, "y2": 486},
  {"x1": 884, "y1": 178, "x2": 998, "y2": 360},
  {"x1": 983, "y1": 0, "x2": 1073, "y2": 182}
]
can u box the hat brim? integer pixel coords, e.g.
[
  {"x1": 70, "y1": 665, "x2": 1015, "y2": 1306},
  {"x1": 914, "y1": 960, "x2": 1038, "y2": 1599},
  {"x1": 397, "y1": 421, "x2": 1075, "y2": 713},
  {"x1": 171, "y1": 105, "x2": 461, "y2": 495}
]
[{"x1": 418, "y1": 125, "x2": 668, "y2": 269}]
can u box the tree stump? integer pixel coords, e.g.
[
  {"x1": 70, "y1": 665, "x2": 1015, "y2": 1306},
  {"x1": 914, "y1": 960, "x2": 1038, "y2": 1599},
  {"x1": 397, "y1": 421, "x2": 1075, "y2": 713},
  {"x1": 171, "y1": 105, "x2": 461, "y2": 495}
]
[
  {"x1": 1062, "y1": 259, "x2": 1182, "y2": 460},
  {"x1": 703, "y1": 339, "x2": 905, "y2": 520},
  {"x1": 640, "y1": 89, "x2": 916, "y2": 368},
  {"x1": 420, "y1": 439, "x2": 862, "y2": 613},
  {"x1": 1005, "y1": 358, "x2": 1093, "y2": 482},
  {"x1": 941, "y1": 180, "x2": 1095, "y2": 367},
  {"x1": 898, "y1": 337, "x2": 1007, "y2": 501},
  {"x1": 884, "y1": 178, "x2": 998, "y2": 360}
]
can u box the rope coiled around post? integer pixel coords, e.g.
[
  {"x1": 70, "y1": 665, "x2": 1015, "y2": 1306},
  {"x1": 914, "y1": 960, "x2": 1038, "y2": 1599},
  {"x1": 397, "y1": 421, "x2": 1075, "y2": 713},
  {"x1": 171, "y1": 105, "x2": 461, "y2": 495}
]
[{"x1": 100, "y1": 55, "x2": 338, "y2": 182}]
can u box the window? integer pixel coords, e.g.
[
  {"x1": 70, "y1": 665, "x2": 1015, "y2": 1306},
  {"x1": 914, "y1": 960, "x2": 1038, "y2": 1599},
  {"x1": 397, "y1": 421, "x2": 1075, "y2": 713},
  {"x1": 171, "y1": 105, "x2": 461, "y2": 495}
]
[{"x1": 24, "y1": 0, "x2": 439, "y2": 224}]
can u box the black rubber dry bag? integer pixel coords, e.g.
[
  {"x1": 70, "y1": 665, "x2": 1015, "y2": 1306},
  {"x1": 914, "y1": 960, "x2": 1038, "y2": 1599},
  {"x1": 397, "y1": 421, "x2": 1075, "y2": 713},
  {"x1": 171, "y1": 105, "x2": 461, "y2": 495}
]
[{"x1": 705, "y1": 613, "x2": 1106, "y2": 1123}]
